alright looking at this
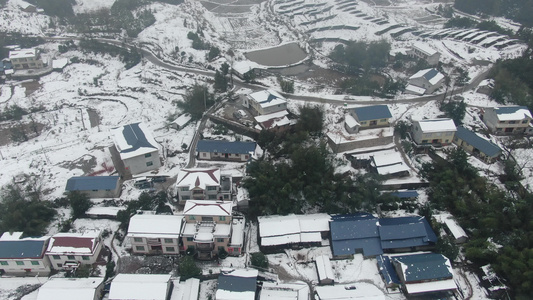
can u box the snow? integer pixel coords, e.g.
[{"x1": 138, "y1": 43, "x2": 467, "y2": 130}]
[
  {"x1": 183, "y1": 200, "x2": 233, "y2": 216},
  {"x1": 170, "y1": 278, "x2": 200, "y2": 300},
  {"x1": 494, "y1": 107, "x2": 532, "y2": 121},
  {"x1": 108, "y1": 274, "x2": 171, "y2": 300},
  {"x1": 46, "y1": 231, "x2": 100, "y2": 255},
  {"x1": 0, "y1": 232, "x2": 24, "y2": 240},
  {"x1": 411, "y1": 42, "x2": 437, "y2": 56},
  {"x1": 258, "y1": 214, "x2": 330, "y2": 246},
  {"x1": 404, "y1": 279, "x2": 457, "y2": 294},
  {"x1": 314, "y1": 283, "x2": 386, "y2": 300},
  {"x1": 415, "y1": 118, "x2": 457, "y2": 133},
  {"x1": 176, "y1": 168, "x2": 221, "y2": 190},
  {"x1": 112, "y1": 123, "x2": 159, "y2": 160},
  {"x1": 52, "y1": 58, "x2": 68, "y2": 70},
  {"x1": 35, "y1": 278, "x2": 103, "y2": 300},
  {"x1": 172, "y1": 114, "x2": 192, "y2": 128},
  {"x1": 315, "y1": 255, "x2": 334, "y2": 282},
  {"x1": 260, "y1": 281, "x2": 309, "y2": 300},
  {"x1": 73, "y1": 0, "x2": 116, "y2": 14},
  {"x1": 9, "y1": 48, "x2": 37, "y2": 59},
  {"x1": 248, "y1": 89, "x2": 287, "y2": 109},
  {"x1": 127, "y1": 214, "x2": 184, "y2": 239}
]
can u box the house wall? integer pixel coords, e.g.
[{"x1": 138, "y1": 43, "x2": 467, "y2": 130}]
[
  {"x1": 73, "y1": 181, "x2": 121, "y2": 199},
  {"x1": 409, "y1": 48, "x2": 440, "y2": 66},
  {"x1": 453, "y1": 136, "x2": 499, "y2": 163},
  {"x1": 198, "y1": 151, "x2": 250, "y2": 162},
  {"x1": 0, "y1": 257, "x2": 51, "y2": 276},
  {"x1": 351, "y1": 113, "x2": 390, "y2": 129},
  {"x1": 408, "y1": 77, "x2": 444, "y2": 94},
  {"x1": 11, "y1": 55, "x2": 43, "y2": 70},
  {"x1": 129, "y1": 236, "x2": 180, "y2": 255},
  {"x1": 412, "y1": 124, "x2": 455, "y2": 145},
  {"x1": 327, "y1": 135, "x2": 393, "y2": 153},
  {"x1": 47, "y1": 242, "x2": 103, "y2": 269},
  {"x1": 483, "y1": 108, "x2": 531, "y2": 135},
  {"x1": 123, "y1": 149, "x2": 160, "y2": 175},
  {"x1": 344, "y1": 122, "x2": 359, "y2": 134},
  {"x1": 177, "y1": 186, "x2": 221, "y2": 204},
  {"x1": 249, "y1": 98, "x2": 287, "y2": 116}
]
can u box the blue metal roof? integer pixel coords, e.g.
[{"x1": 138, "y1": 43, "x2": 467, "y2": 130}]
[
  {"x1": 388, "y1": 190, "x2": 419, "y2": 198},
  {"x1": 331, "y1": 237, "x2": 383, "y2": 257},
  {"x1": 218, "y1": 273, "x2": 257, "y2": 293},
  {"x1": 65, "y1": 176, "x2": 120, "y2": 191},
  {"x1": 377, "y1": 255, "x2": 401, "y2": 285},
  {"x1": 455, "y1": 126, "x2": 502, "y2": 158},
  {"x1": 423, "y1": 68, "x2": 439, "y2": 80},
  {"x1": 379, "y1": 216, "x2": 437, "y2": 243},
  {"x1": 330, "y1": 217, "x2": 379, "y2": 240},
  {"x1": 392, "y1": 253, "x2": 452, "y2": 282},
  {"x1": 353, "y1": 105, "x2": 392, "y2": 121},
  {"x1": 0, "y1": 239, "x2": 47, "y2": 259},
  {"x1": 196, "y1": 140, "x2": 256, "y2": 155},
  {"x1": 119, "y1": 123, "x2": 156, "y2": 154}
]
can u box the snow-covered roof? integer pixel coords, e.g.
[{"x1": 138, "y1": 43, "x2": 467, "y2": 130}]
[
  {"x1": 433, "y1": 214, "x2": 468, "y2": 242},
  {"x1": 409, "y1": 68, "x2": 444, "y2": 85},
  {"x1": 344, "y1": 114, "x2": 359, "y2": 128},
  {"x1": 127, "y1": 214, "x2": 184, "y2": 239},
  {"x1": 404, "y1": 84, "x2": 426, "y2": 95},
  {"x1": 216, "y1": 269, "x2": 258, "y2": 300},
  {"x1": 170, "y1": 278, "x2": 200, "y2": 300},
  {"x1": 0, "y1": 232, "x2": 23, "y2": 240},
  {"x1": 183, "y1": 200, "x2": 233, "y2": 217},
  {"x1": 493, "y1": 106, "x2": 532, "y2": 121},
  {"x1": 412, "y1": 42, "x2": 438, "y2": 56},
  {"x1": 9, "y1": 48, "x2": 37, "y2": 59},
  {"x1": 376, "y1": 164, "x2": 410, "y2": 176},
  {"x1": 112, "y1": 123, "x2": 159, "y2": 160},
  {"x1": 176, "y1": 168, "x2": 220, "y2": 190},
  {"x1": 108, "y1": 274, "x2": 171, "y2": 300},
  {"x1": 36, "y1": 278, "x2": 104, "y2": 300},
  {"x1": 172, "y1": 114, "x2": 192, "y2": 127},
  {"x1": 182, "y1": 222, "x2": 231, "y2": 238},
  {"x1": 232, "y1": 60, "x2": 265, "y2": 74},
  {"x1": 260, "y1": 281, "x2": 309, "y2": 300},
  {"x1": 258, "y1": 214, "x2": 330, "y2": 246},
  {"x1": 248, "y1": 89, "x2": 287, "y2": 109},
  {"x1": 52, "y1": 58, "x2": 68, "y2": 69},
  {"x1": 477, "y1": 79, "x2": 494, "y2": 88},
  {"x1": 405, "y1": 279, "x2": 457, "y2": 294},
  {"x1": 315, "y1": 255, "x2": 334, "y2": 282},
  {"x1": 372, "y1": 151, "x2": 403, "y2": 167},
  {"x1": 46, "y1": 231, "x2": 101, "y2": 255},
  {"x1": 314, "y1": 283, "x2": 386, "y2": 300},
  {"x1": 254, "y1": 110, "x2": 289, "y2": 123},
  {"x1": 230, "y1": 217, "x2": 245, "y2": 246},
  {"x1": 415, "y1": 118, "x2": 456, "y2": 133},
  {"x1": 86, "y1": 206, "x2": 121, "y2": 217},
  {"x1": 455, "y1": 126, "x2": 501, "y2": 157}
]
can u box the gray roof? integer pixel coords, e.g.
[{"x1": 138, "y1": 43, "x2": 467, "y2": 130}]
[
  {"x1": 218, "y1": 273, "x2": 257, "y2": 293},
  {"x1": 196, "y1": 140, "x2": 256, "y2": 155},
  {"x1": 119, "y1": 123, "x2": 157, "y2": 154},
  {"x1": 494, "y1": 106, "x2": 530, "y2": 115},
  {"x1": 455, "y1": 126, "x2": 502, "y2": 158},
  {"x1": 353, "y1": 105, "x2": 392, "y2": 121},
  {"x1": 65, "y1": 176, "x2": 120, "y2": 192},
  {"x1": 392, "y1": 253, "x2": 452, "y2": 282},
  {"x1": 0, "y1": 239, "x2": 47, "y2": 259},
  {"x1": 423, "y1": 68, "x2": 439, "y2": 80}
]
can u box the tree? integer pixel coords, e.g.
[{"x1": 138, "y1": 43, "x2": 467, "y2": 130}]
[
  {"x1": 179, "y1": 255, "x2": 201, "y2": 279},
  {"x1": 278, "y1": 76, "x2": 294, "y2": 93},
  {"x1": 68, "y1": 191, "x2": 92, "y2": 219},
  {"x1": 214, "y1": 70, "x2": 228, "y2": 92},
  {"x1": 296, "y1": 104, "x2": 324, "y2": 135},
  {"x1": 208, "y1": 47, "x2": 220, "y2": 61},
  {"x1": 440, "y1": 100, "x2": 466, "y2": 125},
  {"x1": 177, "y1": 84, "x2": 215, "y2": 120},
  {"x1": 220, "y1": 62, "x2": 230, "y2": 75},
  {"x1": 251, "y1": 252, "x2": 268, "y2": 268}
]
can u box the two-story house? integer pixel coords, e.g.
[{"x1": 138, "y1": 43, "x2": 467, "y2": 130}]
[
  {"x1": 175, "y1": 168, "x2": 231, "y2": 204},
  {"x1": 0, "y1": 232, "x2": 51, "y2": 276},
  {"x1": 408, "y1": 42, "x2": 440, "y2": 66},
  {"x1": 412, "y1": 118, "x2": 456, "y2": 145},
  {"x1": 181, "y1": 200, "x2": 242, "y2": 260},
  {"x1": 244, "y1": 89, "x2": 287, "y2": 116},
  {"x1": 9, "y1": 48, "x2": 44, "y2": 70},
  {"x1": 406, "y1": 68, "x2": 445, "y2": 95},
  {"x1": 45, "y1": 231, "x2": 104, "y2": 270},
  {"x1": 346, "y1": 105, "x2": 392, "y2": 133},
  {"x1": 127, "y1": 214, "x2": 184, "y2": 255},
  {"x1": 482, "y1": 106, "x2": 533, "y2": 135},
  {"x1": 112, "y1": 123, "x2": 161, "y2": 176}
]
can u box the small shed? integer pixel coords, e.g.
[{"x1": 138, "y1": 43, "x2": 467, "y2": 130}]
[
  {"x1": 171, "y1": 114, "x2": 192, "y2": 130},
  {"x1": 315, "y1": 255, "x2": 335, "y2": 285},
  {"x1": 344, "y1": 114, "x2": 360, "y2": 134}
]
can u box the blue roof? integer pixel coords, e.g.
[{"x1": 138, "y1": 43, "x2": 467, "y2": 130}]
[
  {"x1": 377, "y1": 255, "x2": 401, "y2": 285},
  {"x1": 0, "y1": 239, "x2": 47, "y2": 259},
  {"x1": 65, "y1": 176, "x2": 120, "y2": 191},
  {"x1": 392, "y1": 253, "x2": 452, "y2": 282},
  {"x1": 455, "y1": 126, "x2": 502, "y2": 157},
  {"x1": 423, "y1": 68, "x2": 439, "y2": 80},
  {"x1": 196, "y1": 140, "x2": 256, "y2": 155},
  {"x1": 119, "y1": 123, "x2": 156, "y2": 154},
  {"x1": 218, "y1": 273, "x2": 257, "y2": 293},
  {"x1": 353, "y1": 105, "x2": 392, "y2": 121},
  {"x1": 387, "y1": 190, "x2": 419, "y2": 198}
]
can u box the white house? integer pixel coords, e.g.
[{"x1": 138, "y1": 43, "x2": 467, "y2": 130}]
[
  {"x1": 36, "y1": 277, "x2": 104, "y2": 300},
  {"x1": 112, "y1": 123, "x2": 161, "y2": 176},
  {"x1": 258, "y1": 214, "x2": 331, "y2": 249},
  {"x1": 175, "y1": 168, "x2": 231, "y2": 204},
  {"x1": 409, "y1": 42, "x2": 440, "y2": 66},
  {"x1": 108, "y1": 274, "x2": 172, "y2": 300},
  {"x1": 0, "y1": 232, "x2": 51, "y2": 276},
  {"x1": 127, "y1": 214, "x2": 184, "y2": 255},
  {"x1": 9, "y1": 48, "x2": 44, "y2": 70},
  {"x1": 412, "y1": 118, "x2": 457, "y2": 145},
  {"x1": 482, "y1": 106, "x2": 533, "y2": 135},
  {"x1": 244, "y1": 89, "x2": 287, "y2": 115},
  {"x1": 45, "y1": 231, "x2": 104, "y2": 270},
  {"x1": 406, "y1": 68, "x2": 445, "y2": 95}
]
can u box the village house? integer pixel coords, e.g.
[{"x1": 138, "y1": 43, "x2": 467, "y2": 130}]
[
  {"x1": 370, "y1": 151, "x2": 410, "y2": 177},
  {"x1": 254, "y1": 110, "x2": 293, "y2": 131},
  {"x1": 412, "y1": 118, "x2": 456, "y2": 145},
  {"x1": 482, "y1": 106, "x2": 533, "y2": 135},
  {"x1": 45, "y1": 231, "x2": 105, "y2": 270},
  {"x1": 170, "y1": 113, "x2": 192, "y2": 130},
  {"x1": 259, "y1": 281, "x2": 309, "y2": 300},
  {"x1": 408, "y1": 42, "x2": 441, "y2": 66},
  {"x1": 35, "y1": 277, "x2": 105, "y2": 300},
  {"x1": 216, "y1": 269, "x2": 258, "y2": 300},
  {"x1": 108, "y1": 274, "x2": 173, "y2": 300},
  {"x1": 453, "y1": 126, "x2": 502, "y2": 163},
  {"x1": 9, "y1": 48, "x2": 44, "y2": 70},
  {"x1": 0, "y1": 232, "x2": 51, "y2": 276},
  {"x1": 175, "y1": 168, "x2": 232, "y2": 204},
  {"x1": 64, "y1": 176, "x2": 121, "y2": 198},
  {"x1": 112, "y1": 123, "x2": 161, "y2": 176},
  {"x1": 345, "y1": 105, "x2": 392, "y2": 133},
  {"x1": 406, "y1": 68, "x2": 445, "y2": 95},
  {"x1": 181, "y1": 200, "x2": 243, "y2": 260},
  {"x1": 127, "y1": 214, "x2": 184, "y2": 255},
  {"x1": 196, "y1": 139, "x2": 256, "y2": 162},
  {"x1": 244, "y1": 89, "x2": 287, "y2": 116}
]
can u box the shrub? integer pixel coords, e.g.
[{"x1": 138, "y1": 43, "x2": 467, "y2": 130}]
[{"x1": 251, "y1": 252, "x2": 268, "y2": 269}]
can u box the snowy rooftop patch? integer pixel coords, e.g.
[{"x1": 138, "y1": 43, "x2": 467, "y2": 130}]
[
  {"x1": 183, "y1": 200, "x2": 233, "y2": 217},
  {"x1": 46, "y1": 231, "x2": 101, "y2": 255},
  {"x1": 415, "y1": 118, "x2": 456, "y2": 133},
  {"x1": 176, "y1": 168, "x2": 220, "y2": 190},
  {"x1": 172, "y1": 114, "x2": 192, "y2": 128},
  {"x1": 314, "y1": 283, "x2": 385, "y2": 300},
  {"x1": 36, "y1": 277, "x2": 104, "y2": 300},
  {"x1": 170, "y1": 278, "x2": 200, "y2": 300},
  {"x1": 412, "y1": 42, "x2": 438, "y2": 56},
  {"x1": 112, "y1": 123, "x2": 159, "y2": 160},
  {"x1": 9, "y1": 48, "x2": 37, "y2": 59},
  {"x1": 0, "y1": 232, "x2": 23, "y2": 240},
  {"x1": 433, "y1": 214, "x2": 468, "y2": 242},
  {"x1": 493, "y1": 106, "x2": 532, "y2": 121},
  {"x1": 258, "y1": 214, "x2": 330, "y2": 246},
  {"x1": 216, "y1": 269, "x2": 258, "y2": 300},
  {"x1": 248, "y1": 89, "x2": 287, "y2": 109},
  {"x1": 127, "y1": 214, "x2": 184, "y2": 239},
  {"x1": 315, "y1": 255, "x2": 334, "y2": 282},
  {"x1": 409, "y1": 68, "x2": 445, "y2": 85},
  {"x1": 108, "y1": 274, "x2": 171, "y2": 300},
  {"x1": 260, "y1": 281, "x2": 309, "y2": 300},
  {"x1": 52, "y1": 58, "x2": 68, "y2": 69}
]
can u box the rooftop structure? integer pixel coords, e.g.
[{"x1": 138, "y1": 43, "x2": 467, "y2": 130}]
[
  {"x1": 351, "y1": 105, "x2": 392, "y2": 122},
  {"x1": 259, "y1": 281, "x2": 309, "y2": 300},
  {"x1": 65, "y1": 176, "x2": 121, "y2": 198},
  {"x1": 258, "y1": 214, "x2": 331, "y2": 247},
  {"x1": 46, "y1": 231, "x2": 101, "y2": 255},
  {"x1": 197, "y1": 140, "x2": 256, "y2": 155},
  {"x1": 216, "y1": 269, "x2": 258, "y2": 300},
  {"x1": 36, "y1": 277, "x2": 104, "y2": 300},
  {"x1": 112, "y1": 123, "x2": 158, "y2": 160},
  {"x1": 108, "y1": 274, "x2": 172, "y2": 300},
  {"x1": 454, "y1": 126, "x2": 502, "y2": 162},
  {"x1": 183, "y1": 200, "x2": 233, "y2": 216},
  {"x1": 176, "y1": 168, "x2": 220, "y2": 191},
  {"x1": 127, "y1": 214, "x2": 184, "y2": 239}
]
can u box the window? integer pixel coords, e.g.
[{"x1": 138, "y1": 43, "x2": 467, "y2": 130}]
[
  {"x1": 245, "y1": 155, "x2": 249, "y2": 159},
  {"x1": 16, "y1": 261, "x2": 25, "y2": 266},
  {"x1": 496, "y1": 128, "x2": 502, "y2": 131},
  {"x1": 187, "y1": 237, "x2": 194, "y2": 241},
  {"x1": 218, "y1": 246, "x2": 225, "y2": 252},
  {"x1": 0, "y1": 261, "x2": 8, "y2": 265},
  {"x1": 223, "y1": 194, "x2": 229, "y2": 199},
  {"x1": 82, "y1": 256, "x2": 90, "y2": 261},
  {"x1": 57, "y1": 263, "x2": 63, "y2": 268},
  {"x1": 523, "y1": 120, "x2": 529, "y2": 124},
  {"x1": 146, "y1": 161, "x2": 153, "y2": 167},
  {"x1": 421, "y1": 140, "x2": 428, "y2": 144},
  {"x1": 166, "y1": 247, "x2": 175, "y2": 252},
  {"x1": 53, "y1": 255, "x2": 61, "y2": 260},
  {"x1": 67, "y1": 255, "x2": 75, "y2": 260},
  {"x1": 134, "y1": 237, "x2": 143, "y2": 243},
  {"x1": 136, "y1": 246, "x2": 145, "y2": 251},
  {"x1": 189, "y1": 216, "x2": 196, "y2": 220},
  {"x1": 509, "y1": 121, "x2": 516, "y2": 124},
  {"x1": 217, "y1": 238, "x2": 225, "y2": 243},
  {"x1": 203, "y1": 216, "x2": 213, "y2": 222},
  {"x1": 187, "y1": 245, "x2": 195, "y2": 251},
  {"x1": 31, "y1": 261, "x2": 39, "y2": 265},
  {"x1": 164, "y1": 238, "x2": 173, "y2": 244},
  {"x1": 182, "y1": 195, "x2": 190, "y2": 200},
  {"x1": 360, "y1": 121, "x2": 367, "y2": 125},
  {"x1": 208, "y1": 194, "x2": 217, "y2": 199},
  {"x1": 207, "y1": 186, "x2": 217, "y2": 191},
  {"x1": 145, "y1": 153, "x2": 152, "y2": 158},
  {"x1": 219, "y1": 216, "x2": 226, "y2": 221},
  {"x1": 202, "y1": 153, "x2": 207, "y2": 157},
  {"x1": 180, "y1": 187, "x2": 189, "y2": 191}
]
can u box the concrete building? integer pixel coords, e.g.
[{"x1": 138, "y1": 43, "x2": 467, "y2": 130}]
[
  {"x1": 112, "y1": 123, "x2": 161, "y2": 176},
  {"x1": 406, "y1": 68, "x2": 445, "y2": 95},
  {"x1": 108, "y1": 274, "x2": 172, "y2": 300},
  {"x1": 409, "y1": 42, "x2": 440, "y2": 66},
  {"x1": 482, "y1": 106, "x2": 533, "y2": 135},
  {"x1": 175, "y1": 168, "x2": 231, "y2": 204},
  {"x1": 65, "y1": 176, "x2": 121, "y2": 198},
  {"x1": 9, "y1": 48, "x2": 44, "y2": 70},
  {"x1": 244, "y1": 89, "x2": 287, "y2": 116},
  {"x1": 196, "y1": 140, "x2": 256, "y2": 162},
  {"x1": 127, "y1": 214, "x2": 184, "y2": 255},
  {"x1": 412, "y1": 118, "x2": 456, "y2": 145},
  {"x1": 36, "y1": 277, "x2": 105, "y2": 300},
  {"x1": 346, "y1": 105, "x2": 392, "y2": 132},
  {"x1": 45, "y1": 231, "x2": 104, "y2": 270},
  {"x1": 0, "y1": 232, "x2": 51, "y2": 276},
  {"x1": 453, "y1": 126, "x2": 502, "y2": 163}
]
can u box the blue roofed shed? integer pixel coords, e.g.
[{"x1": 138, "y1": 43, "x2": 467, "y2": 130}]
[
  {"x1": 453, "y1": 126, "x2": 502, "y2": 163},
  {"x1": 65, "y1": 176, "x2": 121, "y2": 198},
  {"x1": 197, "y1": 140, "x2": 256, "y2": 162},
  {"x1": 350, "y1": 105, "x2": 392, "y2": 129}
]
